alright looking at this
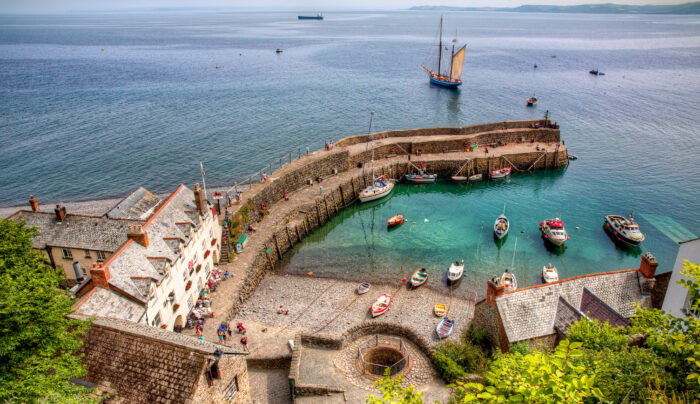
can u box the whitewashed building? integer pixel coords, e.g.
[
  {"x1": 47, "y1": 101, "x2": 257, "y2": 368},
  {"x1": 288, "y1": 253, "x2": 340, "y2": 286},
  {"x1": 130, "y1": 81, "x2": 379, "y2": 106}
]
[
  {"x1": 72, "y1": 183, "x2": 221, "y2": 330},
  {"x1": 661, "y1": 238, "x2": 700, "y2": 318}
]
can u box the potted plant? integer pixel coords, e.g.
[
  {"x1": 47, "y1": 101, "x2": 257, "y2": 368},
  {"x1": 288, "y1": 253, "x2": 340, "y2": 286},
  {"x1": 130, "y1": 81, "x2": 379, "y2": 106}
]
[
  {"x1": 204, "y1": 250, "x2": 211, "y2": 259},
  {"x1": 173, "y1": 303, "x2": 180, "y2": 312},
  {"x1": 160, "y1": 324, "x2": 167, "y2": 329},
  {"x1": 196, "y1": 264, "x2": 202, "y2": 273},
  {"x1": 211, "y1": 238, "x2": 217, "y2": 246},
  {"x1": 185, "y1": 280, "x2": 192, "y2": 291}
]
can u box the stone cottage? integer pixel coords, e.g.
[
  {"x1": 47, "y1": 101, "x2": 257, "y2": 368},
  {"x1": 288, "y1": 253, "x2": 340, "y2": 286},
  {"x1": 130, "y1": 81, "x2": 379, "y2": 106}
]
[
  {"x1": 75, "y1": 316, "x2": 249, "y2": 403},
  {"x1": 472, "y1": 254, "x2": 661, "y2": 351}
]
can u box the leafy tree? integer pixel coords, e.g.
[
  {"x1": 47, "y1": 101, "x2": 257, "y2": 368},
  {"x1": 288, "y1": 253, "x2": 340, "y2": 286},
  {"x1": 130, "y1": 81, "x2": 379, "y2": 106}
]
[
  {"x1": 0, "y1": 219, "x2": 92, "y2": 403},
  {"x1": 366, "y1": 369, "x2": 424, "y2": 403},
  {"x1": 567, "y1": 317, "x2": 629, "y2": 350}
]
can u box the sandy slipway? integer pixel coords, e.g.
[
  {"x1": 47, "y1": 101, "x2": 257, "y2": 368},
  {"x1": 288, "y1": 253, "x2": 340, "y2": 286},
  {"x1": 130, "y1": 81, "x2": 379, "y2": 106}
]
[{"x1": 234, "y1": 274, "x2": 474, "y2": 349}]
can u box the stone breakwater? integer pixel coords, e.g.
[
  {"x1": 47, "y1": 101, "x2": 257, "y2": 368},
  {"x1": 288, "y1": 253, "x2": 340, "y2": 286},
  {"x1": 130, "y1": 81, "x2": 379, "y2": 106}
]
[{"x1": 210, "y1": 119, "x2": 566, "y2": 338}]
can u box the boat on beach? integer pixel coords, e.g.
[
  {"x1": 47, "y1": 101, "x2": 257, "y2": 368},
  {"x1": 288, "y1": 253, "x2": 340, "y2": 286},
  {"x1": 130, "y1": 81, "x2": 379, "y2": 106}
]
[
  {"x1": 359, "y1": 113, "x2": 395, "y2": 203},
  {"x1": 298, "y1": 13, "x2": 323, "y2": 20},
  {"x1": 410, "y1": 268, "x2": 428, "y2": 288},
  {"x1": 540, "y1": 218, "x2": 569, "y2": 246},
  {"x1": 589, "y1": 69, "x2": 605, "y2": 76},
  {"x1": 434, "y1": 303, "x2": 446, "y2": 317},
  {"x1": 541, "y1": 263, "x2": 559, "y2": 283},
  {"x1": 489, "y1": 167, "x2": 511, "y2": 179},
  {"x1": 371, "y1": 294, "x2": 391, "y2": 317},
  {"x1": 421, "y1": 16, "x2": 466, "y2": 88},
  {"x1": 387, "y1": 214, "x2": 405, "y2": 228},
  {"x1": 447, "y1": 260, "x2": 464, "y2": 284},
  {"x1": 436, "y1": 317, "x2": 455, "y2": 339},
  {"x1": 493, "y1": 204, "x2": 509, "y2": 240},
  {"x1": 406, "y1": 172, "x2": 437, "y2": 183},
  {"x1": 604, "y1": 213, "x2": 645, "y2": 246},
  {"x1": 526, "y1": 96, "x2": 538, "y2": 106},
  {"x1": 357, "y1": 282, "x2": 371, "y2": 295}
]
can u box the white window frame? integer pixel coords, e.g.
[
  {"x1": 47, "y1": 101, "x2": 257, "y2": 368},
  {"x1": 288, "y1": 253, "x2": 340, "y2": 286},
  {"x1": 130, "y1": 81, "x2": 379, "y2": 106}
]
[
  {"x1": 96, "y1": 250, "x2": 106, "y2": 261},
  {"x1": 61, "y1": 248, "x2": 72, "y2": 259},
  {"x1": 225, "y1": 376, "x2": 239, "y2": 400}
]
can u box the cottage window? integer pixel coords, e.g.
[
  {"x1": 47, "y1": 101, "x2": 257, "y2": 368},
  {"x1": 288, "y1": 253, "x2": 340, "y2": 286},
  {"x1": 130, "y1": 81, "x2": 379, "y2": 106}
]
[
  {"x1": 187, "y1": 295, "x2": 194, "y2": 311},
  {"x1": 153, "y1": 312, "x2": 161, "y2": 327},
  {"x1": 96, "y1": 250, "x2": 106, "y2": 261},
  {"x1": 84, "y1": 250, "x2": 91, "y2": 258},
  {"x1": 225, "y1": 376, "x2": 239, "y2": 400},
  {"x1": 61, "y1": 248, "x2": 72, "y2": 259}
]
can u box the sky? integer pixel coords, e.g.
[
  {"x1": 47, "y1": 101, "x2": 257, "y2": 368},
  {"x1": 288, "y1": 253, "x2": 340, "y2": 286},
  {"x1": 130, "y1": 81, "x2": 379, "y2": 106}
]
[{"x1": 0, "y1": 0, "x2": 693, "y2": 14}]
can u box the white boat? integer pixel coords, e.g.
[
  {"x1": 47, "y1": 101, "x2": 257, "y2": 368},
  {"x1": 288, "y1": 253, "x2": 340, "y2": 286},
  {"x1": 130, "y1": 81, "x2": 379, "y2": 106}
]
[
  {"x1": 371, "y1": 294, "x2": 391, "y2": 317},
  {"x1": 468, "y1": 173, "x2": 483, "y2": 182},
  {"x1": 406, "y1": 172, "x2": 437, "y2": 183},
  {"x1": 493, "y1": 204, "x2": 509, "y2": 240},
  {"x1": 490, "y1": 167, "x2": 511, "y2": 179},
  {"x1": 540, "y1": 218, "x2": 569, "y2": 246},
  {"x1": 541, "y1": 263, "x2": 559, "y2": 283},
  {"x1": 451, "y1": 175, "x2": 468, "y2": 182},
  {"x1": 357, "y1": 282, "x2": 371, "y2": 294},
  {"x1": 359, "y1": 113, "x2": 395, "y2": 203},
  {"x1": 447, "y1": 260, "x2": 464, "y2": 283},
  {"x1": 501, "y1": 270, "x2": 517, "y2": 292},
  {"x1": 604, "y1": 213, "x2": 645, "y2": 247}
]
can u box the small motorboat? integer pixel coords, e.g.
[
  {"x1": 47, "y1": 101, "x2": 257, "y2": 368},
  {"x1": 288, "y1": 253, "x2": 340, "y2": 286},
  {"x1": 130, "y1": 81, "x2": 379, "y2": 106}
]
[
  {"x1": 388, "y1": 214, "x2": 405, "y2": 228},
  {"x1": 357, "y1": 282, "x2": 371, "y2": 295},
  {"x1": 526, "y1": 96, "x2": 538, "y2": 106},
  {"x1": 371, "y1": 294, "x2": 391, "y2": 317},
  {"x1": 542, "y1": 263, "x2": 559, "y2": 283},
  {"x1": 589, "y1": 69, "x2": 605, "y2": 76},
  {"x1": 501, "y1": 270, "x2": 517, "y2": 292},
  {"x1": 540, "y1": 218, "x2": 569, "y2": 246},
  {"x1": 436, "y1": 317, "x2": 455, "y2": 339},
  {"x1": 489, "y1": 167, "x2": 511, "y2": 179},
  {"x1": 410, "y1": 268, "x2": 428, "y2": 288},
  {"x1": 434, "y1": 303, "x2": 446, "y2": 317},
  {"x1": 276, "y1": 48, "x2": 283, "y2": 53},
  {"x1": 568, "y1": 154, "x2": 578, "y2": 160},
  {"x1": 468, "y1": 173, "x2": 483, "y2": 182},
  {"x1": 447, "y1": 260, "x2": 464, "y2": 284},
  {"x1": 406, "y1": 172, "x2": 437, "y2": 183},
  {"x1": 604, "y1": 213, "x2": 645, "y2": 246},
  {"x1": 451, "y1": 175, "x2": 468, "y2": 182},
  {"x1": 494, "y1": 204, "x2": 509, "y2": 240}
]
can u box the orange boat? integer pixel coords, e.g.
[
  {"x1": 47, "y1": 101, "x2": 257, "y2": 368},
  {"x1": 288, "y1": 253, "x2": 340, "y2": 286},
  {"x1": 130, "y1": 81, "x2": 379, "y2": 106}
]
[{"x1": 387, "y1": 214, "x2": 405, "y2": 228}]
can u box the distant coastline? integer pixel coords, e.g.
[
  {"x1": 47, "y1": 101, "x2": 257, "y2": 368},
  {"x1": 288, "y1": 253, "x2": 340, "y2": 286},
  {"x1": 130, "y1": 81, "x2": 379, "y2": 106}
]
[{"x1": 409, "y1": 2, "x2": 700, "y2": 15}]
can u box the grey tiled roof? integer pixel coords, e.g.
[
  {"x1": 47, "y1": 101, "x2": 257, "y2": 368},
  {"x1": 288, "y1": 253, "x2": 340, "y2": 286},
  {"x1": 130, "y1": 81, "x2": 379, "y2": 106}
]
[
  {"x1": 495, "y1": 270, "x2": 643, "y2": 343},
  {"x1": 73, "y1": 287, "x2": 146, "y2": 322},
  {"x1": 553, "y1": 297, "x2": 583, "y2": 336},
  {"x1": 106, "y1": 187, "x2": 161, "y2": 220},
  {"x1": 9, "y1": 211, "x2": 142, "y2": 251},
  {"x1": 580, "y1": 287, "x2": 630, "y2": 327}
]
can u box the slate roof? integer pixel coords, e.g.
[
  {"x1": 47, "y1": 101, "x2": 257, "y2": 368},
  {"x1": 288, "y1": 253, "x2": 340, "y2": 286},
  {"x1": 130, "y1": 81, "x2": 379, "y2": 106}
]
[
  {"x1": 8, "y1": 210, "x2": 142, "y2": 251},
  {"x1": 553, "y1": 297, "x2": 583, "y2": 336},
  {"x1": 580, "y1": 287, "x2": 630, "y2": 327},
  {"x1": 495, "y1": 269, "x2": 643, "y2": 343},
  {"x1": 106, "y1": 187, "x2": 161, "y2": 220},
  {"x1": 73, "y1": 287, "x2": 146, "y2": 323}
]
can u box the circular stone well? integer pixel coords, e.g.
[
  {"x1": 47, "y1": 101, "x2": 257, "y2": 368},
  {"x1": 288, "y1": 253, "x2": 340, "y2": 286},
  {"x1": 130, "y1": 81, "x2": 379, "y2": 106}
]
[{"x1": 363, "y1": 345, "x2": 407, "y2": 376}]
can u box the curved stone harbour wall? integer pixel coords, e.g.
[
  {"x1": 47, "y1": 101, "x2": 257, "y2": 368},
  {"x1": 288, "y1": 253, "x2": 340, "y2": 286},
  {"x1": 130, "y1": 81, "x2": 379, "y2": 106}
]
[{"x1": 222, "y1": 120, "x2": 567, "y2": 324}]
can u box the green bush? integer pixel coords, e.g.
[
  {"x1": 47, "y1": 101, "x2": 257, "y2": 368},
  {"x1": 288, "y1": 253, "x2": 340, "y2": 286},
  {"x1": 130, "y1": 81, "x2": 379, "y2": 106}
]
[
  {"x1": 432, "y1": 351, "x2": 465, "y2": 381},
  {"x1": 435, "y1": 340, "x2": 488, "y2": 374},
  {"x1": 567, "y1": 317, "x2": 629, "y2": 350},
  {"x1": 508, "y1": 341, "x2": 531, "y2": 355},
  {"x1": 463, "y1": 326, "x2": 490, "y2": 352}
]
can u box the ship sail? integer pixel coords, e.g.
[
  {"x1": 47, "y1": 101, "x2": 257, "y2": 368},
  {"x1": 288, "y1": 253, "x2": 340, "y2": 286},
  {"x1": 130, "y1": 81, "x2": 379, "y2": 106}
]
[{"x1": 450, "y1": 45, "x2": 466, "y2": 81}]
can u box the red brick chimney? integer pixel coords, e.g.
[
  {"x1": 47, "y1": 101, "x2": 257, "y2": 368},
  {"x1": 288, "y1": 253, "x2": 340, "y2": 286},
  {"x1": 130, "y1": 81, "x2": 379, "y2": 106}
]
[
  {"x1": 194, "y1": 183, "x2": 206, "y2": 216},
  {"x1": 486, "y1": 276, "x2": 505, "y2": 307},
  {"x1": 91, "y1": 262, "x2": 110, "y2": 288},
  {"x1": 127, "y1": 225, "x2": 149, "y2": 247},
  {"x1": 29, "y1": 195, "x2": 39, "y2": 212},
  {"x1": 639, "y1": 252, "x2": 658, "y2": 278},
  {"x1": 54, "y1": 204, "x2": 66, "y2": 222}
]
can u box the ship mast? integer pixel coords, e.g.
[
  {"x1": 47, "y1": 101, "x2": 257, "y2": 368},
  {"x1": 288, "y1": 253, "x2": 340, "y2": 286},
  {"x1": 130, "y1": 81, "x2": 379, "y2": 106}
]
[
  {"x1": 438, "y1": 15, "x2": 443, "y2": 76},
  {"x1": 370, "y1": 112, "x2": 375, "y2": 183}
]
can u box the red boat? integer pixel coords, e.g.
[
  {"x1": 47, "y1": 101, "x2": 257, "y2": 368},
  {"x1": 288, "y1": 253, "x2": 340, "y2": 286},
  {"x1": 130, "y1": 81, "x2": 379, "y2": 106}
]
[
  {"x1": 490, "y1": 167, "x2": 512, "y2": 179},
  {"x1": 371, "y1": 294, "x2": 391, "y2": 317},
  {"x1": 387, "y1": 214, "x2": 405, "y2": 227}
]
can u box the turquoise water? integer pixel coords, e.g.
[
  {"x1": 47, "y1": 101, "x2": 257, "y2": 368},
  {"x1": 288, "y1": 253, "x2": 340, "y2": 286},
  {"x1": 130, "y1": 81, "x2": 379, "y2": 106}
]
[{"x1": 280, "y1": 172, "x2": 689, "y2": 298}]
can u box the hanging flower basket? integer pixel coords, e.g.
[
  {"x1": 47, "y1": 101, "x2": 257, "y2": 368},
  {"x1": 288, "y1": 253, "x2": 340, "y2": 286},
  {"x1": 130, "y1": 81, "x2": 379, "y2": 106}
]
[
  {"x1": 211, "y1": 238, "x2": 217, "y2": 246},
  {"x1": 204, "y1": 250, "x2": 211, "y2": 259},
  {"x1": 160, "y1": 324, "x2": 167, "y2": 329},
  {"x1": 196, "y1": 264, "x2": 202, "y2": 273},
  {"x1": 173, "y1": 303, "x2": 180, "y2": 311},
  {"x1": 185, "y1": 281, "x2": 192, "y2": 291}
]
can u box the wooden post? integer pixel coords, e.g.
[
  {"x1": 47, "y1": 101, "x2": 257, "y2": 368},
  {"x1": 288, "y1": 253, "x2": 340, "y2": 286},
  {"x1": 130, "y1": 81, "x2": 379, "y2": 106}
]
[
  {"x1": 273, "y1": 233, "x2": 283, "y2": 259},
  {"x1": 286, "y1": 226, "x2": 294, "y2": 248},
  {"x1": 324, "y1": 196, "x2": 331, "y2": 218},
  {"x1": 339, "y1": 184, "x2": 346, "y2": 205},
  {"x1": 316, "y1": 202, "x2": 323, "y2": 225},
  {"x1": 296, "y1": 225, "x2": 302, "y2": 242}
]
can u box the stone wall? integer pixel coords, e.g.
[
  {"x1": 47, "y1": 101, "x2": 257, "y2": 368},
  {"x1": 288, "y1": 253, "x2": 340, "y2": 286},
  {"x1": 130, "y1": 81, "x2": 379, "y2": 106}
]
[
  {"x1": 652, "y1": 271, "x2": 672, "y2": 309},
  {"x1": 471, "y1": 299, "x2": 502, "y2": 351},
  {"x1": 193, "y1": 355, "x2": 251, "y2": 404},
  {"x1": 336, "y1": 120, "x2": 553, "y2": 147}
]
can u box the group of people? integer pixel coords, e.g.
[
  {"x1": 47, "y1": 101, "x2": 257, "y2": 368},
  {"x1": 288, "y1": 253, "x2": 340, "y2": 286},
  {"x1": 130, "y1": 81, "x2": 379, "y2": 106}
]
[{"x1": 324, "y1": 139, "x2": 334, "y2": 150}]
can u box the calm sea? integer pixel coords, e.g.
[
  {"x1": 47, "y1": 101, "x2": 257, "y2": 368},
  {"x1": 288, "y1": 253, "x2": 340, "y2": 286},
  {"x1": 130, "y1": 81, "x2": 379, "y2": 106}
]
[{"x1": 1, "y1": 11, "x2": 699, "y2": 280}]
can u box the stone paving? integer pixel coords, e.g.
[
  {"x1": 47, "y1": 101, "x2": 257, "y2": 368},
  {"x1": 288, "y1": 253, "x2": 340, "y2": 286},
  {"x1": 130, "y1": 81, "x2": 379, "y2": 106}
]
[{"x1": 248, "y1": 368, "x2": 292, "y2": 404}]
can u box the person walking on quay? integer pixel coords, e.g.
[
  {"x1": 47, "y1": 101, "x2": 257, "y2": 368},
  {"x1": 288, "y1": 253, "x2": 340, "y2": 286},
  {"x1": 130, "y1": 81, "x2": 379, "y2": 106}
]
[
  {"x1": 306, "y1": 145, "x2": 310, "y2": 155},
  {"x1": 241, "y1": 336, "x2": 248, "y2": 350},
  {"x1": 262, "y1": 172, "x2": 268, "y2": 181}
]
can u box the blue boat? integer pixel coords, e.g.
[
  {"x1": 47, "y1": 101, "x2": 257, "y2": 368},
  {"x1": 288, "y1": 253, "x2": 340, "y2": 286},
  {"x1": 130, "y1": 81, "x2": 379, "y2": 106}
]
[
  {"x1": 298, "y1": 13, "x2": 323, "y2": 20},
  {"x1": 604, "y1": 213, "x2": 645, "y2": 247},
  {"x1": 422, "y1": 16, "x2": 466, "y2": 89}
]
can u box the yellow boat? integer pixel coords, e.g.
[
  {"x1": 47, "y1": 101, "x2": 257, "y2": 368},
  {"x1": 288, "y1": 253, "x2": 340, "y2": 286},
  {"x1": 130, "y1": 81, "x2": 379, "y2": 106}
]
[{"x1": 434, "y1": 303, "x2": 446, "y2": 317}]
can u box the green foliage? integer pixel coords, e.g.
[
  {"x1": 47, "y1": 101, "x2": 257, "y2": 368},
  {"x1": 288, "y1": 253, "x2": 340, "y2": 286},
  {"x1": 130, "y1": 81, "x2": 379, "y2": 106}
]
[
  {"x1": 451, "y1": 340, "x2": 603, "y2": 403},
  {"x1": 432, "y1": 351, "x2": 465, "y2": 381},
  {"x1": 567, "y1": 317, "x2": 629, "y2": 350},
  {"x1": 0, "y1": 219, "x2": 94, "y2": 403},
  {"x1": 435, "y1": 340, "x2": 488, "y2": 374},
  {"x1": 463, "y1": 325, "x2": 489, "y2": 353},
  {"x1": 507, "y1": 341, "x2": 531, "y2": 356},
  {"x1": 366, "y1": 368, "x2": 424, "y2": 403}
]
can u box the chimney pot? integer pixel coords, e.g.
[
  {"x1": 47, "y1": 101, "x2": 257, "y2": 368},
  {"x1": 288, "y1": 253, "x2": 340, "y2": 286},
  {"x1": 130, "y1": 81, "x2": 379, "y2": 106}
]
[
  {"x1": 29, "y1": 195, "x2": 40, "y2": 212},
  {"x1": 639, "y1": 252, "x2": 658, "y2": 278},
  {"x1": 54, "y1": 204, "x2": 66, "y2": 222},
  {"x1": 127, "y1": 225, "x2": 149, "y2": 247},
  {"x1": 486, "y1": 278, "x2": 505, "y2": 307},
  {"x1": 193, "y1": 183, "x2": 206, "y2": 215},
  {"x1": 93, "y1": 263, "x2": 98, "y2": 268},
  {"x1": 90, "y1": 263, "x2": 110, "y2": 288}
]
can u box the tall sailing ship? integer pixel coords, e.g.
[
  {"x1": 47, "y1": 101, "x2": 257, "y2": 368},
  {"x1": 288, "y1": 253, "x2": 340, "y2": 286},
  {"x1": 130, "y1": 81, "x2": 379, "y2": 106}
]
[
  {"x1": 359, "y1": 113, "x2": 394, "y2": 203},
  {"x1": 422, "y1": 16, "x2": 466, "y2": 88}
]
